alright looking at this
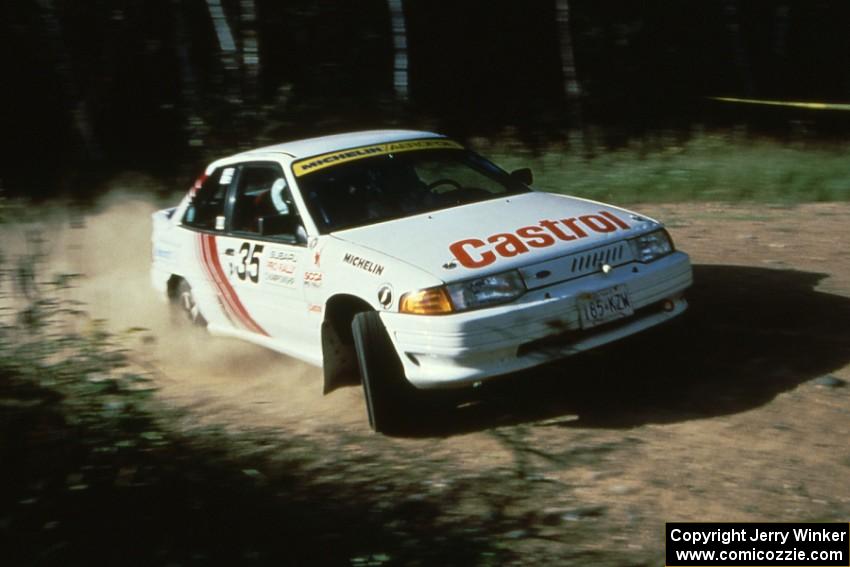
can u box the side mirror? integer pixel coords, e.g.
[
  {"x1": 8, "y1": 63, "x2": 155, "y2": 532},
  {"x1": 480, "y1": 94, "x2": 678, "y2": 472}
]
[{"x1": 510, "y1": 168, "x2": 533, "y2": 186}]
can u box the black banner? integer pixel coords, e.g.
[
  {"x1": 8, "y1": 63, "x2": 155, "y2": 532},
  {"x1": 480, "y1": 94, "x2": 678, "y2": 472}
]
[{"x1": 666, "y1": 522, "x2": 849, "y2": 566}]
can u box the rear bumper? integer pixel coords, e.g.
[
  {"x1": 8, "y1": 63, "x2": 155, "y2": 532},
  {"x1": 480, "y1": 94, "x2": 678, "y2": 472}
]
[{"x1": 380, "y1": 251, "x2": 692, "y2": 389}]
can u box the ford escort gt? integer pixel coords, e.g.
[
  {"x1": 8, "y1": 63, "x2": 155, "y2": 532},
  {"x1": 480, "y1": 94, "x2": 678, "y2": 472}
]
[{"x1": 151, "y1": 130, "x2": 692, "y2": 432}]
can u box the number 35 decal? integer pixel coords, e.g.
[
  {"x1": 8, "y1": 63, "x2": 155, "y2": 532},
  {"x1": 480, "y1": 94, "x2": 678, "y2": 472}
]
[{"x1": 234, "y1": 242, "x2": 264, "y2": 283}]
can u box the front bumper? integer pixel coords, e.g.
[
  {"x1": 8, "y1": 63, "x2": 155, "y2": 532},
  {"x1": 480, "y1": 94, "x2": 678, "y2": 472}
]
[{"x1": 380, "y1": 251, "x2": 692, "y2": 389}]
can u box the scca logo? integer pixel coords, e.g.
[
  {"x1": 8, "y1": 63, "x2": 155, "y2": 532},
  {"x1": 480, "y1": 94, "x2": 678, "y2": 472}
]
[{"x1": 449, "y1": 211, "x2": 631, "y2": 269}]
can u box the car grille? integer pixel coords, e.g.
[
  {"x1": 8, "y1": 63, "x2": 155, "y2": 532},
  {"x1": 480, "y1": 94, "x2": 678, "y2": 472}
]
[
  {"x1": 520, "y1": 241, "x2": 634, "y2": 290},
  {"x1": 568, "y1": 242, "x2": 629, "y2": 276}
]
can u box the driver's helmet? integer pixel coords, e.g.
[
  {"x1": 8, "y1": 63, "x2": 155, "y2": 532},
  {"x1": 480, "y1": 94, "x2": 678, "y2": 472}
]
[{"x1": 270, "y1": 178, "x2": 290, "y2": 214}]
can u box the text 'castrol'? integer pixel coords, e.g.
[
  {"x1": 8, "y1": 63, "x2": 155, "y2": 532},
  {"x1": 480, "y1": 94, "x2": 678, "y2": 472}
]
[{"x1": 449, "y1": 211, "x2": 630, "y2": 269}]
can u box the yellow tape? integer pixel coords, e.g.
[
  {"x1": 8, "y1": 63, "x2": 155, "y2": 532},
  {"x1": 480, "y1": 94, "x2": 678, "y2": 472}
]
[
  {"x1": 709, "y1": 96, "x2": 850, "y2": 111},
  {"x1": 292, "y1": 138, "x2": 464, "y2": 176}
]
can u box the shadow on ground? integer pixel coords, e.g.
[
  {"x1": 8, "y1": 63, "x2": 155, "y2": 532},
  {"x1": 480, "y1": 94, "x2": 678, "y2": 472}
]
[
  {"x1": 0, "y1": 370, "x2": 503, "y2": 566},
  {"x1": 403, "y1": 264, "x2": 850, "y2": 436}
]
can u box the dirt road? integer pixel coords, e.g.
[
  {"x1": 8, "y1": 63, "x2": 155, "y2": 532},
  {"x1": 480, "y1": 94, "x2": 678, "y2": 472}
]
[{"x1": 24, "y1": 194, "x2": 850, "y2": 564}]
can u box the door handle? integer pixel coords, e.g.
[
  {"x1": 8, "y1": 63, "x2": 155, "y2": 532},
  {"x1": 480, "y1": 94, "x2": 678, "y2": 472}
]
[{"x1": 224, "y1": 248, "x2": 235, "y2": 256}]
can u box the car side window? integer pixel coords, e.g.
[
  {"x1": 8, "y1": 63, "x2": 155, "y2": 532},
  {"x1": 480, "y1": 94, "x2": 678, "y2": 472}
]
[
  {"x1": 183, "y1": 167, "x2": 234, "y2": 230},
  {"x1": 231, "y1": 163, "x2": 307, "y2": 244}
]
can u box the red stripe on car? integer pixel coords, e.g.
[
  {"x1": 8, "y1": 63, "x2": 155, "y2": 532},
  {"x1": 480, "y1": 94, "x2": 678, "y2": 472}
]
[
  {"x1": 199, "y1": 234, "x2": 268, "y2": 336},
  {"x1": 196, "y1": 234, "x2": 237, "y2": 326}
]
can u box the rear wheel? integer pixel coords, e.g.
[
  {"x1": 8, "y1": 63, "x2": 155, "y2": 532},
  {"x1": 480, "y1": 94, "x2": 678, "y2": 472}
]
[
  {"x1": 351, "y1": 311, "x2": 417, "y2": 434},
  {"x1": 171, "y1": 279, "x2": 207, "y2": 328}
]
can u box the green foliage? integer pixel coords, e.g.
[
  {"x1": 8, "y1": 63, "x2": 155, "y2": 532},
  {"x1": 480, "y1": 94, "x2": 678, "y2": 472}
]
[
  {"x1": 0, "y1": 235, "x2": 506, "y2": 566},
  {"x1": 0, "y1": 245, "x2": 159, "y2": 440},
  {"x1": 481, "y1": 131, "x2": 850, "y2": 204}
]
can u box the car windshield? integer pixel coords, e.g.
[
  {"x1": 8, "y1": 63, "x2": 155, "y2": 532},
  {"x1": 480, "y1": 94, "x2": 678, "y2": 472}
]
[{"x1": 294, "y1": 149, "x2": 530, "y2": 233}]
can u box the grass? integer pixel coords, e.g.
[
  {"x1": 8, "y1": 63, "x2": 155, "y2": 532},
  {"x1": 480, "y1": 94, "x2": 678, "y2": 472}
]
[{"x1": 476, "y1": 131, "x2": 850, "y2": 204}]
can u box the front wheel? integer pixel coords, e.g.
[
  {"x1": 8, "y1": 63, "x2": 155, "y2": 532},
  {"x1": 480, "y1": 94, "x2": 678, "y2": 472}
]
[
  {"x1": 351, "y1": 311, "x2": 417, "y2": 434},
  {"x1": 171, "y1": 279, "x2": 207, "y2": 328}
]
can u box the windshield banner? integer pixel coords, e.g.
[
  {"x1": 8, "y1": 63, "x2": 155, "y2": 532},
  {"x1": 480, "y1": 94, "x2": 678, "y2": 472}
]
[{"x1": 292, "y1": 138, "x2": 463, "y2": 176}]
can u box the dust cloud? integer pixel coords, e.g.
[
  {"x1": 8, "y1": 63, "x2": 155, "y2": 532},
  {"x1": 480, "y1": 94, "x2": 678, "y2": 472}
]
[{"x1": 6, "y1": 183, "x2": 367, "y2": 433}]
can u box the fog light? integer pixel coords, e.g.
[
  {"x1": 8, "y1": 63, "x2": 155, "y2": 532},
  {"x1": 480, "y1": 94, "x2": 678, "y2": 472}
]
[{"x1": 663, "y1": 299, "x2": 675, "y2": 312}]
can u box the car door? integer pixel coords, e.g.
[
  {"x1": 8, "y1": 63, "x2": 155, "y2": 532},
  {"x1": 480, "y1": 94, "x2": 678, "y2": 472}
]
[
  {"x1": 181, "y1": 164, "x2": 240, "y2": 330},
  {"x1": 217, "y1": 161, "x2": 314, "y2": 352}
]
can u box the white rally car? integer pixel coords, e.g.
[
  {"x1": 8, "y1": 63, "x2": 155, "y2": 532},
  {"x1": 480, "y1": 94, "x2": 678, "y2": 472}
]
[{"x1": 151, "y1": 130, "x2": 692, "y2": 432}]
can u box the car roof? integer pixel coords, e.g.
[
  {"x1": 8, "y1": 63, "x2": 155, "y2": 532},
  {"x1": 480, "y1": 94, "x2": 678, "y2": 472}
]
[{"x1": 227, "y1": 129, "x2": 447, "y2": 161}]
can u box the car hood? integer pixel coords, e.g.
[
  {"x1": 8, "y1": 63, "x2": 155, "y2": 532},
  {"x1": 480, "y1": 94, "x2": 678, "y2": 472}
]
[{"x1": 330, "y1": 192, "x2": 659, "y2": 282}]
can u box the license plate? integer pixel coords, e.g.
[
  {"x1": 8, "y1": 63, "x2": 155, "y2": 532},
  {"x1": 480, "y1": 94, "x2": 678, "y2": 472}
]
[{"x1": 577, "y1": 285, "x2": 634, "y2": 329}]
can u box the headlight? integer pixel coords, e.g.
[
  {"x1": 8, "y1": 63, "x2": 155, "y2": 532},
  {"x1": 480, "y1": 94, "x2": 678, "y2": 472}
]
[
  {"x1": 629, "y1": 229, "x2": 673, "y2": 262},
  {"x1": 447, "y1": 270, "x2": 526, "y2": 311},
  {"x1": 400, "y1": 270, "x2": 526, "y2": 315}
]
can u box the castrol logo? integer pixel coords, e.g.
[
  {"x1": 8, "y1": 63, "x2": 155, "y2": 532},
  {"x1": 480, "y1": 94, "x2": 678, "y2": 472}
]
[{"x1": 449, "y1": 211, "x2": 630, "y2": 269}]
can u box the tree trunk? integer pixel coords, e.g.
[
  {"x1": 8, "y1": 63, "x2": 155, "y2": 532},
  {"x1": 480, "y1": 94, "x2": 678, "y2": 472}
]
[
  {"x1": 171, "y1": 0, "x2": 205, "y2": 147},
  {"x1": 723, "y1": 0, "x2": 755, "y2": 97},
  {"x1": 205, "y1": 0, "x2": 241, "y2": 112},
  {"x1": 555, "y1": 0, "x2": 583, "y2": 138},
  {"x1": 205, "y1": 0, "x2": 238, "y2": 68},
  {"x1": 387, "y1": 0, "x2": 409, "y2": 101},
  {"x1": 773, "y1": 1, "x2": 791, "y2": 57},
  {"x1": 205, "y1": 0, "x2": 248, "y2": 145},
  {"x1": 239, "y1": 0, "x2": 261, "y2": 107},
  {"x1": 35, "y1": 0, "x2": 102, "y2": 161},
  {"x1": 555, "y1": 0, "x2": 581, "y2": 101}
]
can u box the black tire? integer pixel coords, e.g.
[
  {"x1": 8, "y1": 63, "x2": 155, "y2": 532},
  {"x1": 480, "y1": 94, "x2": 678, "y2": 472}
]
[
  {"x1": 171, "y1": 279, "x2": 208, "y2": 328},
  {"x1": 351, "y1": 311, "x2": 417, "y2": 434}
]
